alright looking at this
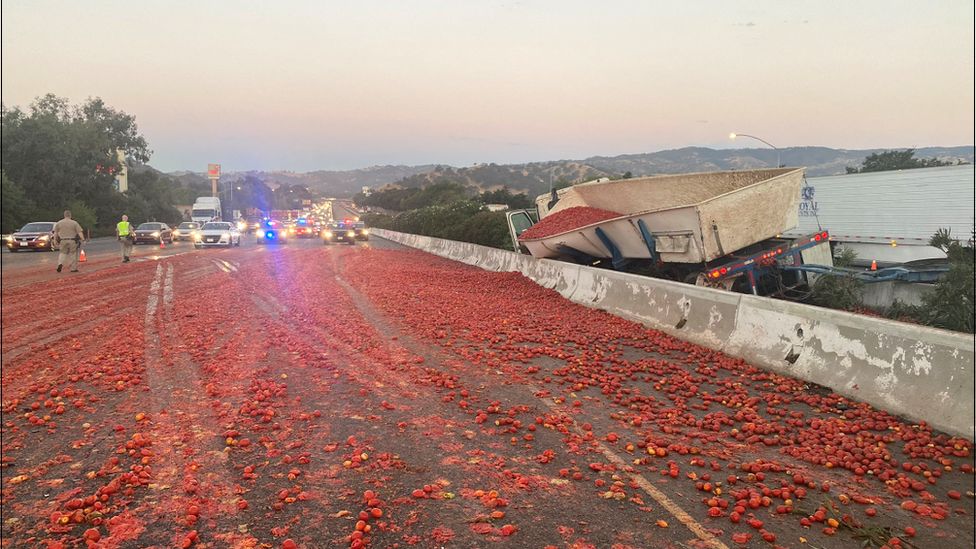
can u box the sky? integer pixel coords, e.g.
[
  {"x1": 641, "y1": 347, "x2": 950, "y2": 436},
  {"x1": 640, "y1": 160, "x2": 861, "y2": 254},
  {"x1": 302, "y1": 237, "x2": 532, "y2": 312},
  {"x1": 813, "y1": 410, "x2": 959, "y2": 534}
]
[{"x1": 2, "y1": 0, "x2": 974, "y2": 172}]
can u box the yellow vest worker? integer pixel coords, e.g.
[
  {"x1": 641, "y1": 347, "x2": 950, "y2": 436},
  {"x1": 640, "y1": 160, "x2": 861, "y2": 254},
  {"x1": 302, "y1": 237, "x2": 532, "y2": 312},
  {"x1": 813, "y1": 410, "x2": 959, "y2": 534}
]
[{"x1": 117, "y1": 215, "x2": 134, "y2": 263}]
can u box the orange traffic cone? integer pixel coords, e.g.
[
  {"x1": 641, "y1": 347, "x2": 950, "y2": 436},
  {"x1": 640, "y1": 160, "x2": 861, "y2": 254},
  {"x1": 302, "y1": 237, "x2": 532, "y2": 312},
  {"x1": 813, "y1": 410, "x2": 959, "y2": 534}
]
[
  {"x1": 159, "y1": 239, "x2": 166, "y2": 249},
  {"x1": 870, "y1": 259, "x2": 877, "y2": 271},
  {"x1": 79, "y1": 249, "x2": 87, "y2": 263}
]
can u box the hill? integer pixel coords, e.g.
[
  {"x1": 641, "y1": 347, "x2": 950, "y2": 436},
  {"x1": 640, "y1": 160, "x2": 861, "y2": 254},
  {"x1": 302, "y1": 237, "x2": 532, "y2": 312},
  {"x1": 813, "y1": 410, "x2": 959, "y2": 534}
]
[{"x1": 164, "y1": 146, "x2": 974, "y2": 198}]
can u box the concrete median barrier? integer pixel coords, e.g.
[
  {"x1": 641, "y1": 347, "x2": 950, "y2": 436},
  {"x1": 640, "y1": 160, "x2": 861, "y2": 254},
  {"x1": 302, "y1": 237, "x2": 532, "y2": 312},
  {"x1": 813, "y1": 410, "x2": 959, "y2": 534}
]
[{"x1": 373, "y1": 229, "x2": 975, "y2": 439}]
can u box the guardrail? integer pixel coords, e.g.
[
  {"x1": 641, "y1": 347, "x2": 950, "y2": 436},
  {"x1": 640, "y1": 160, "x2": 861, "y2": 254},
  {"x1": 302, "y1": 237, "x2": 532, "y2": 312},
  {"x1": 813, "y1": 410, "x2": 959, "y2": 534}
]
[{"x1": 374, "y1": 228, "x2": 975, "y2": 440}]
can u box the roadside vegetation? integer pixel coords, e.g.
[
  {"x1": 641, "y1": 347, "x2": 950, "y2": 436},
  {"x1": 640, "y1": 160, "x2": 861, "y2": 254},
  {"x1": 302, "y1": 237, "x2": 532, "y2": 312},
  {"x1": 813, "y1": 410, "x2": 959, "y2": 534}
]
[
  {"x1": 358, "y1": 182, "x2": 531, "y2": 249},
  {"x1": 810, "y1": 231, "x2": 974, "y2": 334},
  {"x1": 1, "y1": 94, "x2": 203, "y2": 235}
]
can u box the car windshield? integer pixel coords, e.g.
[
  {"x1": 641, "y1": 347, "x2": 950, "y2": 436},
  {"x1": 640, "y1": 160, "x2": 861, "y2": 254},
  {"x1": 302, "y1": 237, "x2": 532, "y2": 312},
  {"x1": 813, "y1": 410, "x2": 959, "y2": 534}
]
[
  {"x1": 19, "y1": 222, "x2": 54, "y2": 232},
  {"x1": 178, "y1": 222, "x2": 199, "y2": 229},
  {"x1": 138, "y1": 223, "x2": 161, "y2": 230},
  {"x1": 202, "y1": 223, "x2": 230, "y2": 230}
]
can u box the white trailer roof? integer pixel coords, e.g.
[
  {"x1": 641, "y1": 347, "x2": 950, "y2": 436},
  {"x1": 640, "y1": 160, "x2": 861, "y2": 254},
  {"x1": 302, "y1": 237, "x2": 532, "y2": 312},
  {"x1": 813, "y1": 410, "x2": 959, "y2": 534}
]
[{"x1": 787, "y1": 164, "x2": 975, "y2": 244}]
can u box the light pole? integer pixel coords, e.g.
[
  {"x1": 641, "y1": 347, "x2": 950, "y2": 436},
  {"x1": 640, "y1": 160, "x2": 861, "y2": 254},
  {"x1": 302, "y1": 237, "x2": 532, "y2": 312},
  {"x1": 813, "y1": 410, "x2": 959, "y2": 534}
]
[{"x1": 730, "y1": 132, "x2": 781, "y2": 168}]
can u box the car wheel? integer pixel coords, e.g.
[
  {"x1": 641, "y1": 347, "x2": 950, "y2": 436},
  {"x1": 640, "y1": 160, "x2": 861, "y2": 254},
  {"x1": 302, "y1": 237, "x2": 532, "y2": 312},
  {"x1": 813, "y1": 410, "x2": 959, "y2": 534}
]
[{"x1": 9, "y1": 248, "x2": 19, "y2": 253}]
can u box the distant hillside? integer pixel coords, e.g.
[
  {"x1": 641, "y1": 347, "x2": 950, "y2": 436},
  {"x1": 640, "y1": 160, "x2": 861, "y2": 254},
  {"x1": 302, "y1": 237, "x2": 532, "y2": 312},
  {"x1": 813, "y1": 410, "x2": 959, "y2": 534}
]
[
  {"x1": 163, "y1": 146, "x2": 973, "y2": 198},
  {"x1": 583, "y1": 146, "x2": 974, "y2": 178},
  {"x1": 390, "y1": 161, "x2": 612, "y2": 198}
]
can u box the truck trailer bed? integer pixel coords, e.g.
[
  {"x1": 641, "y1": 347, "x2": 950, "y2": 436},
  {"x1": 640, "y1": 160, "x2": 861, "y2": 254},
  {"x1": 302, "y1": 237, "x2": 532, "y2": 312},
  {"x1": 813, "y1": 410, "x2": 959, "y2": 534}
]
[{"x1": 520, "y1": 168, "x2": 805, "y2": 264}]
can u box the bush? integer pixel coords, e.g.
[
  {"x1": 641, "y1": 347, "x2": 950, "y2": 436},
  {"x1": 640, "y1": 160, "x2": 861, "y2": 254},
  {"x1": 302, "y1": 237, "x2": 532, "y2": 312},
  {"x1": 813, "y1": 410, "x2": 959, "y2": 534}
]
[
  {"x1": 370, "y1": 200, "x2": 511, "y2": 250},
  {"x1": 808, "y1": 247, "x2": 863, "y2": 311},
  {"x1": 917, "y1": 229, "x2": 974, "y2": 333}
]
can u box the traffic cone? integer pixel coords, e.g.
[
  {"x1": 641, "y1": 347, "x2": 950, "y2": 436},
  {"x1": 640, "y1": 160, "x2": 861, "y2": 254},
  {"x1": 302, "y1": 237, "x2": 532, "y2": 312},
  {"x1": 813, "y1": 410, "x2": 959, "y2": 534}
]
[
  {"x1": 79, "y1": 249, "x2": 87, "y2": 263},
  {"x1": 870, "y1": 259, "x2": 877, "y2": 271},
  {"x1": 159, "y1": 239, "x2": 166, "y2": 249}
]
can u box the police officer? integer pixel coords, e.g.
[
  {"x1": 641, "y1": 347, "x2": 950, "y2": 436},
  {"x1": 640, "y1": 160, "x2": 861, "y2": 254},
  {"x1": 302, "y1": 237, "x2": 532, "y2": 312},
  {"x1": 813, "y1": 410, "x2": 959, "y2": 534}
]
[
  {"x1": 53, "y1": 210, "x2": 85, "y2": 273},
  {"x1": 116, "y1": 214, "x2": 134, "y2": 262}
]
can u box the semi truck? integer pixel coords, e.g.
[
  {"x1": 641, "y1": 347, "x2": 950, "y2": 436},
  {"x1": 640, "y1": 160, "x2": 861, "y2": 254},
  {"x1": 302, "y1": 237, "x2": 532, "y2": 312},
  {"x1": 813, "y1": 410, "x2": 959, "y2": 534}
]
[
  {"x1": 786, "y1": 164, "x2": 975, "y2": 267},
  {"x1": 506, "y1": 168, "x2": 834, "y2": 297},
  {"x1": 191, "y1": 197, "x2": 222, "y2": 224}
]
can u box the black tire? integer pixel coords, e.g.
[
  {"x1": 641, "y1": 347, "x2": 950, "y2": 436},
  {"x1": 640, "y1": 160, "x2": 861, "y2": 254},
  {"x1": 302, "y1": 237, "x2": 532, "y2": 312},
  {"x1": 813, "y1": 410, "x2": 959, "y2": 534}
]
[{"x1": 9, "y1": 248, "x2": 19, "y2": 253}]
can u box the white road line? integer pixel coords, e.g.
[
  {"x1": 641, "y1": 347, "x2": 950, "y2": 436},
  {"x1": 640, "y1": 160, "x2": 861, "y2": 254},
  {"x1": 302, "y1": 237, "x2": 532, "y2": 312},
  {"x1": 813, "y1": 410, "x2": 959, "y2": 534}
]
[
  {"x1": 146, "y1": 263, "x2": 163, "y2": 320},
  {"x1": 539, "y1": 396, "x2": 731, "y2": 549},
  {"x1": 163, "y1": 264, "x2": 174, "y2": 306}
]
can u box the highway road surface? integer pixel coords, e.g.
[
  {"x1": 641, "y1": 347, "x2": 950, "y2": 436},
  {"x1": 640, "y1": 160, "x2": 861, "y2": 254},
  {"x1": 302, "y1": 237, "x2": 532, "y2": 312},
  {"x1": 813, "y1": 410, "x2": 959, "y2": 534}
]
[{"x1": 1, "y1": 235, "x2": 973, "y2": 548}]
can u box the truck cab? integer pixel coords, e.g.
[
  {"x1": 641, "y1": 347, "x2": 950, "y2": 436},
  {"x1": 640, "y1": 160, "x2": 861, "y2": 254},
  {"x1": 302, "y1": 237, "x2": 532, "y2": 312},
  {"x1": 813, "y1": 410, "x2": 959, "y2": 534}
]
[{"x1": 191, "y1": 197, "x2": 222, "y2": 224}]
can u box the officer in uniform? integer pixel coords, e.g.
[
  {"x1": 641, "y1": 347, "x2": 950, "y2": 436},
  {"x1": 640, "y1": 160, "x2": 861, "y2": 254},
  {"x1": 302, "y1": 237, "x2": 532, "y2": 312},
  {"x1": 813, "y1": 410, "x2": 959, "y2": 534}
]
[
  {"x1": 53, "y1": 210, "x2": 85, "y2": 273},
  {"x1": 116, "y1": 214, "x2": 134, "y2": 262}
]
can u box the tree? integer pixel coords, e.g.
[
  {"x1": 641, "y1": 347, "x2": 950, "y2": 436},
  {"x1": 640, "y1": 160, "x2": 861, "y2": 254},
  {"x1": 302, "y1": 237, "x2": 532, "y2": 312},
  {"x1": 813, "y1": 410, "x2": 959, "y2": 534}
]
[
  {"x1": 918, "y1": 229, "x2": 975, "y2": 333},
  {"x1": 1, "y1": 171, "x2": 37, "y2": 233},
  {"x1": 478, "y1": 187, "x2": 532, "y2": 209},
  {"x1": 846, "y1": 149, "x2": 953, "y2": 173},
  {"x1": 1, "y1": 94, "x2": 153, "y2": 230}
]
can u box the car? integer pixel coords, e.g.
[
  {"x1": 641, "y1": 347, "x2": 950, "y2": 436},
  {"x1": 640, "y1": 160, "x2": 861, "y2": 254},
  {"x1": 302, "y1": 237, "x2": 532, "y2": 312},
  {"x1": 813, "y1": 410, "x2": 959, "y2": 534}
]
[
  {"x1": 133, "y1": 222, "x2": 173, "y2": 244},
  {"x1": 256, "y1": 219, "x2": 288, "y2": 244},
  {"x1": 321, "y1": 222, "x2": 357, "y2": 245},
  {"x1": 193, "y1": 221, "x2": 241, "y2": 248},
  {"x1": 4, "y1": 222, "x2": 56, "y2": 252},
  {"x1": 352, "y1": 221, "x2": 370, "y2": 241},
  {"x1": 290, "y1": 218, "x2": 316, "y2": 238},
  {"x1": 172, "y1": 222, "x2": 202, "y2": 241}
]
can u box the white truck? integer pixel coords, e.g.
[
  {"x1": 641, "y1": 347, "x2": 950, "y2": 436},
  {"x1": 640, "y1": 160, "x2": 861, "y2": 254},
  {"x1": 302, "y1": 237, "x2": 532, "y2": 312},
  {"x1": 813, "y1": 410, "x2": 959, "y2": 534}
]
[
  {"x1": 786, "y1": 164, "x2": 975, "y2": 267},
  {"x1": 191, "y1": 197, "x2": 222, "y2": 224}
]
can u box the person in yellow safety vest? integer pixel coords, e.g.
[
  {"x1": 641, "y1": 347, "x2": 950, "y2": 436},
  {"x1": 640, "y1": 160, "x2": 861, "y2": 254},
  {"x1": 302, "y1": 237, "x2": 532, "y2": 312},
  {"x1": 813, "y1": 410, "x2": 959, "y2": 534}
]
[{"x1": 117, "y1": 214, "x2": 134, "y2": 263}]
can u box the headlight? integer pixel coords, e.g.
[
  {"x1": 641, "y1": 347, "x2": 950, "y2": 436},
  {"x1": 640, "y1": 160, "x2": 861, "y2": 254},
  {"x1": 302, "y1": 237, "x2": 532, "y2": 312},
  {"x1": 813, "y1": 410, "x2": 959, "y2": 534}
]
[
  {"x1": 174, "y1": 230, "x2": 182, "y2": 236},
  {"x1": 3, "y1": 235, "x2": 12, "y2": 242},
  {"x1": 38, "y1": 235, "x2": 49, "y2": 241},
  {"x1": 324, "y1": 231, "x2": 333, "y2": 238},
  {"x1": 222, "y1": 232, "x2": 231, "y2": 239},
  {"x1": 237, "y1": 222, "x2": 247, "y2": 230},
  {"x1": 346, "y1": 231, "x2": 355, "y2": 237},
  {"x1": 194, "y1": 234, "x2": 202, "y2": 241},
  {"x1": 361, "y1": 229, "x2": 369, "y2": 235},
  {"x1": 151, "y1": 231, "x2": 160, "y2": 237}
]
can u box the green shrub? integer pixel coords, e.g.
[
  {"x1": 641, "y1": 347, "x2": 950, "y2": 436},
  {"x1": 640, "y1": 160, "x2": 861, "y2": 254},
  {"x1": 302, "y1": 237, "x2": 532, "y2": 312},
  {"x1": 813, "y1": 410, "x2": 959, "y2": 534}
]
[
  {"x1": 372, "y1": 200, "x2": 511, "y2": 250},
  {"x1": 808, "y1": 247, "x2": 863, "y2": 311}
]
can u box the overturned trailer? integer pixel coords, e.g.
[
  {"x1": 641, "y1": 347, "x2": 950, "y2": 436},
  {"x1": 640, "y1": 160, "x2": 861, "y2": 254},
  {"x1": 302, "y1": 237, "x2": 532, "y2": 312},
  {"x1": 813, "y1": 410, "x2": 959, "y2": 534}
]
[{"x1": 507, "y1": 168, "x2": 834, "y2": 296}]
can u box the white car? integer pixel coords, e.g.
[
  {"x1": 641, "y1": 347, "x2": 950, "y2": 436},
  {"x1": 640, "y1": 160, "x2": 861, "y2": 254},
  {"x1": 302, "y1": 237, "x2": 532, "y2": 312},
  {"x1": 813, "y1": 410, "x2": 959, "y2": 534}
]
[{"x1": 194, "y1": 222, "x2": 241, "y2": 248}]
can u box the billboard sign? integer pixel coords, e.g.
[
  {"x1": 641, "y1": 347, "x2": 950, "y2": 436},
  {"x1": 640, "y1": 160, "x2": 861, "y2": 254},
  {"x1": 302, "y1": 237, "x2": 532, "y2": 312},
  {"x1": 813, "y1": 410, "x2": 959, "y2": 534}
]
[{"x1": 207, "y1": 163, "x2": 221, "y2": 178}]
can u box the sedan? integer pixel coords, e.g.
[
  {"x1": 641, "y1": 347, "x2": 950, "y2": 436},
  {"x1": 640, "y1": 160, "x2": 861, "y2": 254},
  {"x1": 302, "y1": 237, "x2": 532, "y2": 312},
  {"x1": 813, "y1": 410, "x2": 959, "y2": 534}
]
[
  {"x1": 133, "y1": 222, "x2": 173, "y2": 244},
  {"x1": 4, "y1": 222, "x2": 56, "y2": 252},
  {"x1": 321, "y1": 223, "x2": 357, "y2": 245},
  {"x1": 193, "y1": 222, "x2": 242, "y2": 248},
  {"x1": 172, "y1": 222, "x2": 202, "y2": 241}
]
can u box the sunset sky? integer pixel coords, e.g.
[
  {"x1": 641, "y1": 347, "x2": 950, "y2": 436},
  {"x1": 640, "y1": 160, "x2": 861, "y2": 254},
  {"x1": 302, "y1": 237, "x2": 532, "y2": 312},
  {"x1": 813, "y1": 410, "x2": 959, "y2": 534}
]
[{"x1": 2, "y1": 1, "x2": 974, "y2": 172}]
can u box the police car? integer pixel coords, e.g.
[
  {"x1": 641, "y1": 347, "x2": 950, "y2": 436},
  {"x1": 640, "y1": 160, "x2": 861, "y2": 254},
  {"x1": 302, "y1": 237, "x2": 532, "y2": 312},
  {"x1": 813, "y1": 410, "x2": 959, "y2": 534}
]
[
  {"x1": 256, "y1": 219, "x2": 289, "y2": 244},
  {"x1": 321, "y1": 221, "x2": 357, "y2": 245}
]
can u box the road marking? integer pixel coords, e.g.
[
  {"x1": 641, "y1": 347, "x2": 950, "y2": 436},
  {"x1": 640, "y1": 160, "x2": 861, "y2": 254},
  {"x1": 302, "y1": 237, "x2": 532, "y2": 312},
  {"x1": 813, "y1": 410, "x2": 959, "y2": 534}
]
[
  {"x1": 163, "y1": 264, "x2": 174, "y2": 306},
  {"x1": 211, "y1": 259, "x2": 231, "y2": 273},
  {"x1": 146, "y1": 264, "x2": 163, "y2": 320},
  {"x1": 539, "y1": 397, "x2": 731, "y2": 549}
]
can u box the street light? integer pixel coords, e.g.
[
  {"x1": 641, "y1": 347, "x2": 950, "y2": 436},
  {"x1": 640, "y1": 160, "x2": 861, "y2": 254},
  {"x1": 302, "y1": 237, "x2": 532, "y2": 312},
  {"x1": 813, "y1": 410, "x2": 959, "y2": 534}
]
[{"x1": 730, "y1": 132, "x2": 781, "y2": 168}]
